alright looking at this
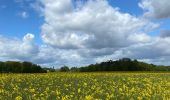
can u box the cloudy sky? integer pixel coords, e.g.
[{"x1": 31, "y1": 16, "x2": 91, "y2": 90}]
[{"x1": 0, "y1": 0, "x2": 170, "y2": 67}]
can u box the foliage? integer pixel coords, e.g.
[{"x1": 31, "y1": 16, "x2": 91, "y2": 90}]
[
  {"x1": 0, "y1": 72, "x2": 170, "y2": 99},
  {"x1": 78, "y1": 58, "x2": 170, "y2": 72},
  {"x1": 43, "y1": 67, "x2": 55, "y2": 72},
  {"x1": 70, "y1": 67, "x2": 79, "y2": 72},
  {"x1": 60, "y1": 66, "x2": 70, "y2": 72},
  {"x1": 0, "y1": 61, "x2": 46, "y2": 73}
]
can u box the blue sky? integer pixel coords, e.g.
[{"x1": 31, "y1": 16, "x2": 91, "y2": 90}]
[
  {"x1": 0, "y1": 0, "x2": 150, "y2": 39},
  {"x1": 0, "y1": 0, "x2": 170, "y2": 67},
  {"x1": 0, "y1": 0, "x2": 43, "y2": 43},
  {"x1": 108, "y1": 0, "x2": 143, "y2": 15},
  {"x1": 0, "y1": 0, "x2": 168, "y2": 41}
]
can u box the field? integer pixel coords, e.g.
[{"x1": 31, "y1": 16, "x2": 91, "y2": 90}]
[{"x1": 0, "y1": 72, "x2": 170, "y2": 100}]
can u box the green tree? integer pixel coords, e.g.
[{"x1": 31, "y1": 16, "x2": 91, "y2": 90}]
[{"x1": 60, "y1": 66, "x2": 70, "y2": 72}]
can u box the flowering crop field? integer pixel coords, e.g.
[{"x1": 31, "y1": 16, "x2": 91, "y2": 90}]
[{"x1": 0, "y1": 72, "x2": 170, "y2": 100}]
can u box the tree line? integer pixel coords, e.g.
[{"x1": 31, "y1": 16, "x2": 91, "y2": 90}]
[
  {"x1": 1, "y1": 58, "x2": 170, "y2": 73},
  {"x1": 0, "y1": 61, "x2": 46, "y2": 73},
  {"x1": 60, "y1": 58, "x2": 170, "y2": 72}
]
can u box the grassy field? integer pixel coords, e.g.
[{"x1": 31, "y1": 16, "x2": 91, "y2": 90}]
[{"x1": 0, "y1": 72, "x2": 170, "y2": 100}]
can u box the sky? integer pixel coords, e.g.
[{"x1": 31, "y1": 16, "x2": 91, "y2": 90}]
[{"x1": 0, "y1": 0, "x2": 170, "y2": 68}]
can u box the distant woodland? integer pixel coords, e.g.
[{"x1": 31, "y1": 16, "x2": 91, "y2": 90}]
[
  {"x1": 0, "y1": 61, "x2": 46, "y2": 73},
  {"x1": 0, "y1": 58, "x2": 170, "y2": 73},
  {"x1": 61, "y1": 58, "x2": 170, "y2": 72}
]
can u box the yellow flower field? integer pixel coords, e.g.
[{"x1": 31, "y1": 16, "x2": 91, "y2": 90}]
[{"x1": 0, "y1": 72, "x2": 170, "y2": 100}]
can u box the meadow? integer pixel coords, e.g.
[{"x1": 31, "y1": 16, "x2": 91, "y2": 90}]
[{"x1": 0, "y1": 72, "x2": 170, "y2": 100}]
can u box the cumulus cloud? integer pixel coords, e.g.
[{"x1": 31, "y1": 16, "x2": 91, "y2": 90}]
[
  {"x1": 139, "y1": 0, "x2": 170, "y2": 19},
  {"x1": 39, "y1": 0, "x2": 157, "y2": 49},
  {"x1": 1, "y1": 0, "x2": 170, "y2": 67},
  {"x1": 108, "y1": 37, "x2": 170, "y2": 64},
  {"x1": 124, "y1": 38, "x2": 170, "y2": 59},
  {"x1": 0, "y1": 33, "x2": 39, "y2": 61},
  {"x1": 19, "y1": 11, "x2": 29, "y2": 18},
  {"x1": 30, "y1": 0, "x2": 170, "y2": 67},
  {"x1": 160, "y1": 30, "x2": 170, "y2": 38},
  {"x1": 93, "y1": 36, "x2": 170, "y2": 66},
  {"x1": 32, "y1": 45, "x2": 92, "y2": 67}
]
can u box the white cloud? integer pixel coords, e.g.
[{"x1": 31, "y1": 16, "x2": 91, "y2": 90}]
[
  {"x1": 23, "y1": 33, "x2": 34, "y2": 42},
  {"x1": 19, "y1": 11, "x2": 29, "y2": 18},
  {"x1": 0, "y1": 33, "x2": 39, "y2": 61},
  {"x1": 93, "y1": 36, "x2": 170, "y2": 66},
  {"x1": 30, "y1": 0, "x2": 170, "y2": 67},
  {"x1": 33, "y1": 45, "x2": 90, "y2": 67},
  {"x1": 160, "y1": 30, "x2": 170, "y2": 38},
  {"x1": 127, "y1": 33, "x2": 151, "y2": 43},
  {"x1": 39, "y1": 0, "x2": 156, "y2": 49},
  {"x1": 139, "y1": 0, "x2": 170, "y2": 19},
  {"x1": 1, "y1": 0, "x2": 170, "y2": 67}
]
